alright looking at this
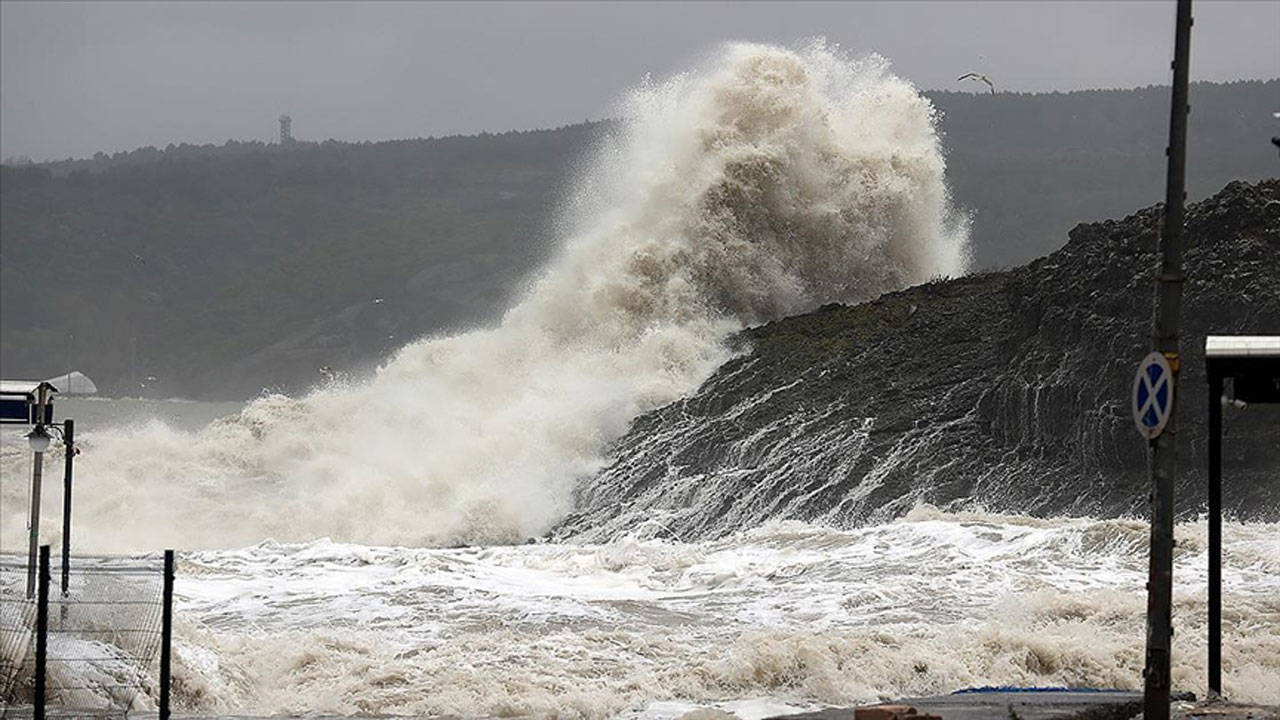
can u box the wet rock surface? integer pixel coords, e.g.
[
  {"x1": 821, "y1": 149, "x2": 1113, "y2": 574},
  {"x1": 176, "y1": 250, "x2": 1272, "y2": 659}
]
[{"x1": 556, "y1": 180, "x2": 1280, "y2": 542}]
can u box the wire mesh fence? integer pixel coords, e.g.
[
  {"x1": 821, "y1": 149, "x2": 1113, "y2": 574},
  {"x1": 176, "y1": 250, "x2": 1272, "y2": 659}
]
[{"x1": 0, "y1": 549, "x2": 169, "y2": 716}]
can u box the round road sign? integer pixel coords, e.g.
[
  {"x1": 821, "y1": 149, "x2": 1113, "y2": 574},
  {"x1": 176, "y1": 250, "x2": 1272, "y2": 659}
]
[{"x1": 1133, "y1": 351, "x2": 1175, "y2": 440}]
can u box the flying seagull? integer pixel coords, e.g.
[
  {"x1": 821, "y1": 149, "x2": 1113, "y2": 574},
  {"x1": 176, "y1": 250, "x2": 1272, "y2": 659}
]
[{"x1": 958, "y1": 72, "x2": 996, "y2": 95}]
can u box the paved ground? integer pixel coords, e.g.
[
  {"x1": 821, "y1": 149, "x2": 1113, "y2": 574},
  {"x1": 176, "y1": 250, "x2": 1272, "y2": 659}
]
[
  {"x1": 765, "y1": 690, "x2": 1143, "y2": 720},
  {"x1": 766, "y1": 692, "x2": 1280, "y2": 720},
  {"x1": 1174, "y1": 698, "x2": 1280, "y2": 720}
]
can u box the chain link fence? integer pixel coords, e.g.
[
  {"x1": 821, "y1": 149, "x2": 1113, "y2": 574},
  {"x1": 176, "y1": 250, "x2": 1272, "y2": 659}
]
[{"x1": 0, "y1": 549, "x2": 170, "y2": 717}]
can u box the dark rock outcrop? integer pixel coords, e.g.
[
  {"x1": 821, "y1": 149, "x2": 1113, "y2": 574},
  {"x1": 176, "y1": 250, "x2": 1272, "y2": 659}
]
[{"x1": 555, "y1": 180, "x2": 1280, "y2": 542}]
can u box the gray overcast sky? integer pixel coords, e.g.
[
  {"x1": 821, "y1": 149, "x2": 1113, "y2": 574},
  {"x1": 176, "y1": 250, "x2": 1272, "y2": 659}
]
[{"x1": 2, "y1": 1, "x2": 1277, "y2": 161}]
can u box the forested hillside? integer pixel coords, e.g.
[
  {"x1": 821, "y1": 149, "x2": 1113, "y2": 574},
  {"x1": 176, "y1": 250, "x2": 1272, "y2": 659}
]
[
  {"x1": 935, "y1": 81, "x2": 1278, "y2": 268},
  {"x1": 1, "y1": 125, "x2": 596, "y2": 397},
  {"x1": 2, "y1": 80, "x2": 1275, "y2": 399}
]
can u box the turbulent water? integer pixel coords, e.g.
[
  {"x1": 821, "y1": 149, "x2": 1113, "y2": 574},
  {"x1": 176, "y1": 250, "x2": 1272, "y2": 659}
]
[
  {"x1": 3, "y1": 41, "x2": 966, "y2": 553},
  {"x1": 1, "y1": 41, "x2": 1276, "y2": 717},
  {"x1": 4, "y1": 491, "x2": 1279, "y2": 715},
  {"x1": 163, "y1": 510, "x2": 1280, "y2": 715}
]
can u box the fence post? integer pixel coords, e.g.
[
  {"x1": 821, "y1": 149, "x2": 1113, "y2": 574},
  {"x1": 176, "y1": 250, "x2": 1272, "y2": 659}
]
[
  {"x1": 35, "y1": 544, "x2": 49, "y2": 720},
  {"x1": 160, "y1": 549, "x2": 174, "y2": 720},
  {"x1": 60, "y1": 418, "x2": 74, "y2": 597}
]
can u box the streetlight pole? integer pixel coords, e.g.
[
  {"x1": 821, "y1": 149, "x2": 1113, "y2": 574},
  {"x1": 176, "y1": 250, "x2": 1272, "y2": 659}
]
[
  {"x1": 26, "y1": 385, "x2": 51, "y2": 599},
  {"x1": 1143, "y1": 1, "x2": 1192, "y2": 718}
]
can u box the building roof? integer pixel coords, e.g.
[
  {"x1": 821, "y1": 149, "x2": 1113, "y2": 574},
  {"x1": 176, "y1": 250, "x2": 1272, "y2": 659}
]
[
  {"x1": 1204, "y1": 335, "x2": 1280, "y2": 358},
  {"x1": 45, "y1": 371, "x2": 97, "y2": 395},
  {"x1": 0, "y1": 380, "x2": 59, "y2": 396}
]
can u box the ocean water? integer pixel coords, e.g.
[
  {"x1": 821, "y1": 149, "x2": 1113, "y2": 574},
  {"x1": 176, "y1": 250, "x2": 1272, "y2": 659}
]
[
  {"x1": 1, "y1": 41, "x2": 1275, "y2": 716},
  {"x1": 6, "y1": 394, "x2": 1277, "y2": 716},
  {"x1": 165, "y1": 508, "x2": 1277, "y2": 716}
]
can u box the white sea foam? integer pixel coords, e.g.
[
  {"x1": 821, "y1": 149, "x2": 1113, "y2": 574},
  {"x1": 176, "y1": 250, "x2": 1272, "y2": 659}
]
[
  {"x1": 152, "y1": 510, "x2": 1275, "y2": 716},
  {"x1": 1, "y1": 41, "x2": 967, "y2": 552}
]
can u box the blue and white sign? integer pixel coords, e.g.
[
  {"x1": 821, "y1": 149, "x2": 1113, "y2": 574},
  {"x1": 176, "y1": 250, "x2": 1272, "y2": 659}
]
[{"x1": 1133, "y1": 352, "x2": 1175, "y2": 439}]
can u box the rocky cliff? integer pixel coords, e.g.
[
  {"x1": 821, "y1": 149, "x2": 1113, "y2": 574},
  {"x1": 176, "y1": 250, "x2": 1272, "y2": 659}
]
[{"x1": 555, "y1": 180, "x2": 1280, "y2": 542}]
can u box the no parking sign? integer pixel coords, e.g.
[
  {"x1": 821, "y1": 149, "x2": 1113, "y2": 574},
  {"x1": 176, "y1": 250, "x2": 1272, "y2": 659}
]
[{"x1": 1133, "y1": 352, "x2": 1175, "y2": 440}]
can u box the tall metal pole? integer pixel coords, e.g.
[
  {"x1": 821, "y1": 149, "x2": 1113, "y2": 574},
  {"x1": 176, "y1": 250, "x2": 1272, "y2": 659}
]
[
  {"x1": 60, "y1": 418, "x2": 75, "y2": 597},
  {"x1": 1143, "y1": 1, "x2": 1192, "y2": 718},
  {"x1": 160, "y1": 549, "x2": 175, "y2": 720},
  {"x1": 26, "y1": 387, "x2": 50, "y2": 599},
  {"x1": 1207, "y1": 371, "x2": 1222, "y2": 696}
]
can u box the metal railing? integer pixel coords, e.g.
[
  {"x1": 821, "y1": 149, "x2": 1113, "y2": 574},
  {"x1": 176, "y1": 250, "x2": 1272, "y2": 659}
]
[{"x1": 0, "y1": 547, "x2": 173, "y2": 718}]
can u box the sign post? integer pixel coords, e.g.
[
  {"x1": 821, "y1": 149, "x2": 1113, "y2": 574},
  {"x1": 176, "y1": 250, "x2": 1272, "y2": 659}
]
[{"x1": 1142, "y1": 1, "x2": 1192, "y2": 718}]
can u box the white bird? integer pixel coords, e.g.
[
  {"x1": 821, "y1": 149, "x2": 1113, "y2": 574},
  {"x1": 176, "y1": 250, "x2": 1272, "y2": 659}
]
[{"x1": 958, "y1": 72, "x2": 996, "y2": 96}]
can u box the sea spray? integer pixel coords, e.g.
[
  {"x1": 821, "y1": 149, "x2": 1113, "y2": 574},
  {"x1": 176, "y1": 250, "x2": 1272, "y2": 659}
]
[{"x1": 1, "y1": 41, "x2": 968, "y2": 551}]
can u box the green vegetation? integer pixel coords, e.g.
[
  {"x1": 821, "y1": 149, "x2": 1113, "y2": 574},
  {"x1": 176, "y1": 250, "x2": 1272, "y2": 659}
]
[{"x1": 1, "y1": 81, "x2": 1274, "y2": 398}]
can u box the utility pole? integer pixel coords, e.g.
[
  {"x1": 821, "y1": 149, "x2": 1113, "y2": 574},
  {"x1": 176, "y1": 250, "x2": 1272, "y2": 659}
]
[{"x1": 1143, "y1": 1, "x2": 1192, "y2": 718}]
